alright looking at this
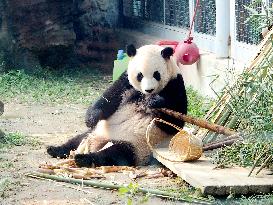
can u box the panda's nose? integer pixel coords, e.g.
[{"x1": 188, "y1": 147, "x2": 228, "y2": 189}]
[{"x1": 145, "y1": 89, "x2": 154, "y2": 93}]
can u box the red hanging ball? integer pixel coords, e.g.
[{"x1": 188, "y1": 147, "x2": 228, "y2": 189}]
[{"x1": 174, "y1": 38, "x2": 200, "y2": 65}]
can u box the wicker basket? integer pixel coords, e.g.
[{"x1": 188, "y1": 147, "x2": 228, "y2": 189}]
[
  {"x1": 146, "y1": 118, "x2": 203, "y2": 162},
  {"x1": 169, "y1": 130, "x2": 202, "y2": 161}
]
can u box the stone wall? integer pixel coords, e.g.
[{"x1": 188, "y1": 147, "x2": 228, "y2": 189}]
[{"x1": 0, "y1": 0, "x2": 121, "y2": 71}]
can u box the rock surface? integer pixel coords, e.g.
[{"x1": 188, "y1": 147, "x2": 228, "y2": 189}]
[{"x1": 0, "y1": 0, "x2": 121, "y2": 71}]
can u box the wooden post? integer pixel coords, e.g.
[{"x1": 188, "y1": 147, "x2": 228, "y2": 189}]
[{"x1": 215, "y1": 0, "x2": 230, "y2": 57}]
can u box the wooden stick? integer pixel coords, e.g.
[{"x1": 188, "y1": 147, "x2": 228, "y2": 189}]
[
  {"x1": 159, "y1": 108, "x2": 237, "y2": 136},
  {"x1": 26, "y1": 172, "x2": 213, "y2": 204},
  {"x1": 202, "y1": 137, "x2": 242, "y2": 151}
]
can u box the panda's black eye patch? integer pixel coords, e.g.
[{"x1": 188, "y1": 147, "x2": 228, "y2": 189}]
[
  {"x1": 137, "y1": 72, "x2": 143, "y2": 82},
  {"x1": 153, "y1": 71, "x2": 161, "y2": 81}
]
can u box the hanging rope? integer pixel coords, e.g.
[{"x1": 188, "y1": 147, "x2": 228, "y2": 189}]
[{"x1": 187, "y1": 0, "x2": 200, "y2": 43}]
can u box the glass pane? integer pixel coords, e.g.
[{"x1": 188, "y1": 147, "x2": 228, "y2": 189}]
[
  {"x1": 235, "y1": 0, "x2": 262, "y2": 44},
  {"x1": 165, "y1": 0, "x2": 190, "y2": 28},
  {"x1": 194, "y1": 0, "x2": 216, "y2": 35}
]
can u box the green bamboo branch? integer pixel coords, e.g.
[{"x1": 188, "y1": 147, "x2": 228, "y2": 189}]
[{"x1": 26, "y1": 172, "x2": 214, "y2": 204}]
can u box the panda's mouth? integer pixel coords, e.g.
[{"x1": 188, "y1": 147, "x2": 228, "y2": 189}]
[{"x1": 145, "y1": 89, "x2": 154, "y2": 93}]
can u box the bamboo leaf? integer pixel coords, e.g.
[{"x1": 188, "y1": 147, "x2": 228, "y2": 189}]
[
  {"x1": 119, "y1": 187, "x2": 129, "y2": 195},
  {"x1": 258, "y1": 24, "x2": 268, "y2": 30},
  {"x1": 261, "y1": 66, "x2": 268, "y2": 79},
  {"x1": 127, "y1": 198, "x2": 133, "y2": 205}
]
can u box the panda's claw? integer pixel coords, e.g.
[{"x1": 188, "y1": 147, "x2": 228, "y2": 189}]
[{"x1": 46, "y1": 145, "x2": 69, "y2": 159}]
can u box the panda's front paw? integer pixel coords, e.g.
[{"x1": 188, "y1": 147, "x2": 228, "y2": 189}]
[
  {"x1": 85, "y1": 109, "x2": 102, "y2": 128},
  {"x1": 147, "y1": 95, "x2": 165, "y2": 109},
  {"x1": 74, "y1": 153, "x2": 96, "y2": 168},
  {"x1": 47, "y1": 146, "x2": 70, "y2": 159}
]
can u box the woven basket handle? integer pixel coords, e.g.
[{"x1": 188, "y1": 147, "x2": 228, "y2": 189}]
[{"x1": 146, "y1": 118, "x2": 184, "y2": 162}]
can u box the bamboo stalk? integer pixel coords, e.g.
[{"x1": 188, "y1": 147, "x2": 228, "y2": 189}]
[
  {"x1": 205, "y1": 110, "x2": 232, "y2": 143},
  {"x1": 204, "y1": 94, "x2": 230, "y2": 123},
  {"x1": 159, "y1": 108, "x2": 237, "y2": 136},
  {"x1": 197, "y1": 29, "x2": 272, "y2": 144},
  {"x1": 196, "y1": 97, "x2": 232, "y2": 141},
  {"x1": 255, "y1": 155, "x2": 272, "y2": 176},
  {"x1": 202, "y1": 63, "x2": 263, "y2": 142},
  {"x1": 248, "y1": 148, "x2": 269, "y2": 177},
  {"x1": 216, "y1": 110, "x2": 231, "y2": 126},
  {"x1": 0, "y1": 101, "x2": 3, "y2": 116},
  {"x1": 212, "y1": 104, "x2": 230, "y2": 125},
  {"x1": 203, "y1": 132, "x2": 216, "y2": 144},
  {"x1": 226, "y1": 116, "x2": 239, "y2": 130},
  {"x1": 26, "y1": 172, "x2": 213, "y2": 204}
]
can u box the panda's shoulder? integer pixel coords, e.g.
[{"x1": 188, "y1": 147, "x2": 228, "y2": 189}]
[
  {"x1": 110, "y1": 72, "x2": 142, "y2": 101},
  {"x1": 115, "y1": 72, "x2": 130, "y2": 85},
  {"x1": 168, "y1": 73, "x2": 184, "y2": 85},
  {"x1": 111, "y1": 72, "x2": 132, "y2": 90}
]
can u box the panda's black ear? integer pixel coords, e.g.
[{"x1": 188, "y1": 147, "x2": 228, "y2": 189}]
[
  {"x1": 161, "y1": 47, "x2": 174, "y2": 59},
  {"x1": 126, "y1": 44, "x2": 137, "y2": 57}
]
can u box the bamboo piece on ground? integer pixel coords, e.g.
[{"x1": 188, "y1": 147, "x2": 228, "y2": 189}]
[
  {"x1": 26, "y1": 172, "x2": 213, "y2": 204},
  {"x1": 206, "y1": 111, "x2": 232, "y2": 143},
  {"x1": 38, "y1": 168, "x2": 55, "y2": 175},
  {"x1": 55, "y1": 159, "x2": 76, "y2": 166},
  {"x1": 38, "y1": 164, "x2": 104, "y2": 179},
  {"x1": 214, "y1": 109, "x2": 231, "y2": 126},
  {"x1": 159, "y1": 108, "x2": 237, "y2": 136},
  {"x1": 100, "y1": 166, "x2": 136, "y2": 173}
]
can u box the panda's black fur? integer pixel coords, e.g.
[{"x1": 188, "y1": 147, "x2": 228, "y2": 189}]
[{"x1": 47, "y1": 45, "x2": 187, "y2": 167}]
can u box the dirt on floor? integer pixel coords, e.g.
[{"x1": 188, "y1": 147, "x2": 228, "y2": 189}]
[{"x1": 0, "y1": 103, "x2": 192, "y2": 205}]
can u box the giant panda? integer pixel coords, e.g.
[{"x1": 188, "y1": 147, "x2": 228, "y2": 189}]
[{"x1": 47, "y1": 44, "x2": 188, "y2": 167}]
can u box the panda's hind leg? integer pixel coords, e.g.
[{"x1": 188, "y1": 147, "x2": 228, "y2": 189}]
[
  {"x1": 74, "y1": 140, "x2": 137, "y2": 167},
  {"x1": 47, "y1": 131, "x2": 89, "y2": 158},
  {"x1": 76, "y1": 135, "x2": 109, "y2": 154}
]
